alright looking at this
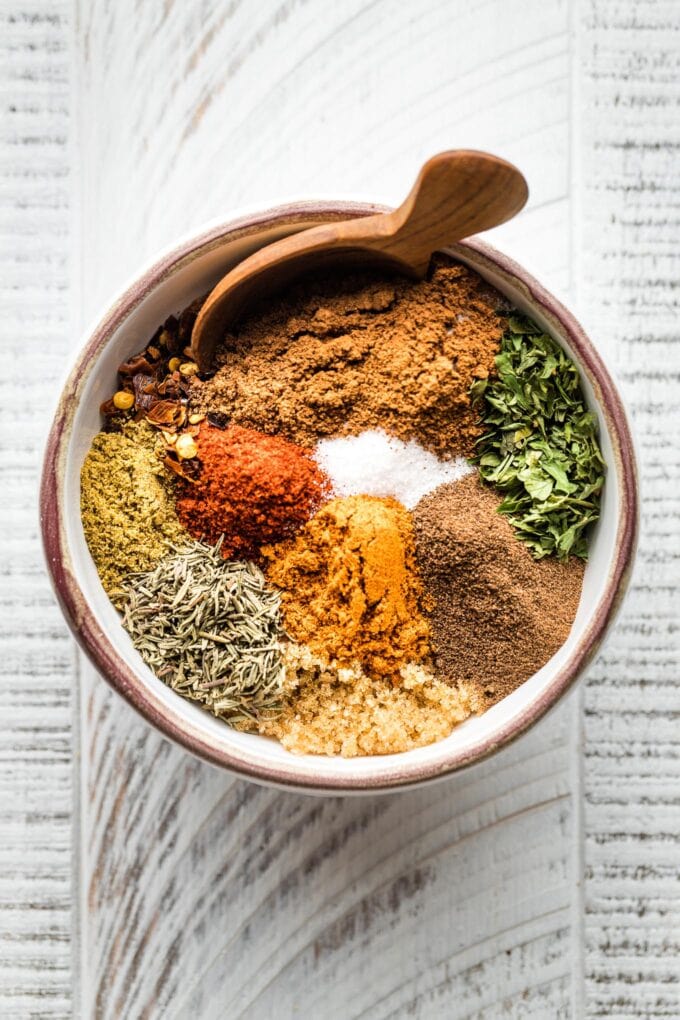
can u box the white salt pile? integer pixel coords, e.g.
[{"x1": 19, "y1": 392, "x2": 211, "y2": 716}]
[{"x1": 315, "y1": 430, "x2": 473, "y2": 509}]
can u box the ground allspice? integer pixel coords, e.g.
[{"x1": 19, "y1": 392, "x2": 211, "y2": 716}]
[
  {"x1": 192, "y1": 256, "x2": 505, "y2": 458},
  {"x1": 413, "y1": 475, "x2": 585, "y2": 705}
]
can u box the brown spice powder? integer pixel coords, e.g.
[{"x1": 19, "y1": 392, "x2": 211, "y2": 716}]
[
  {"x1": 263, "y1": 495, "x2": 430, "y2": 677},
  {"x1": 192, "y1": 256, "x2": 505, "y2": 457},
  {"x1": 413, "y1": 475, "x2": 585, "y2": 706}
]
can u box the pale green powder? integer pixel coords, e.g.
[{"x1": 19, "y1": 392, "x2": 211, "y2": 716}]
[{"x1": 80, "y1": 420, "x2": 184, "y2": 597}]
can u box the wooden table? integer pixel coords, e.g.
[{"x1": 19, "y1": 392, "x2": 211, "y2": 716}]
[{"x1": 2, "y1": 1, "x2": 678, "y2": 1016}]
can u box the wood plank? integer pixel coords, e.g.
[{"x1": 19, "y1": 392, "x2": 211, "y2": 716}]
[
  {"x1": 75, "y1": 1, "x2": 581, "y2": 1017},
  {"x1": 578, "y1": 1, "x2": 680, "y2": 1017},
  {"x1": 0, "y1": 3, "x2": 74, "y2": 1017}
]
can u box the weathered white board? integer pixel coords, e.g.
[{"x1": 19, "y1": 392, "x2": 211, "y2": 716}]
[
  {"x1": 579, "y1": 3, "x2": 680, "y2": 1016},
  {"x1": 1, "y1": 0, "x2": 678, "y2": 1017},
  {"x1": 0, "y1": 3, "x2": 74, "y2": 1017}
]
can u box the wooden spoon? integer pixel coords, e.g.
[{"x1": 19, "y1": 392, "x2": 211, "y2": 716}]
[{"x1": 191, "y1": 150, "x2": 528, "y2": 371}]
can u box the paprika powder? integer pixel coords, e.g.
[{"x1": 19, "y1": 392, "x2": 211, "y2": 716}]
[{"x1": 176, "y1": 423, "x2": 330, "y2": 557}]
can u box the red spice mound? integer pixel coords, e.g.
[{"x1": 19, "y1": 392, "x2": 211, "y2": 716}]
[{"x1": 176, "y1": 423, "x2": 331, "y2": 557}]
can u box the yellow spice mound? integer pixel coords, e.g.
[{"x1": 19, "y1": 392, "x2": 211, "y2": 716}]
[
  {"x1": 263, "y1": 494, "x2": 430, "y2": 676},
  {"x1": 259, "y1": 644, "x2": 481, "y2": 757}
]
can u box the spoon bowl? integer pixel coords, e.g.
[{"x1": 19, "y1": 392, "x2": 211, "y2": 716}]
[{"x1": 191, "y1": 151, "x2": 529, "y2": 370}]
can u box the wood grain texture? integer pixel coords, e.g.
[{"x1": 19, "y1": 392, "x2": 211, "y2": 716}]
[
  {"x1": 578, "y1": 2, "x2": 680, "y2": 1016},
  {"x1": 74, "y1": 1, "x2": 580, "y2": 1017},
  {"x1": 82, "y1": 680, "x2": 578, "y2": 1019},
  {"x1": 0, "y1": 3, "x2": 74, "y2": 1017},
  {"x1": 3, "y1": 0, "x2": 677, "y2": 1015}
]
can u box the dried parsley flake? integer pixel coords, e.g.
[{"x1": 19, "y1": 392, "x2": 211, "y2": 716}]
[{"x1": 471, "y1": 314, "x2": 605, "y2": 560}]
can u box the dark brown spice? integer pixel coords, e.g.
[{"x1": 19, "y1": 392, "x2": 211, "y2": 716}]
[{"x1": 412, "y1": 474, "x2": 585, "y2": 705}]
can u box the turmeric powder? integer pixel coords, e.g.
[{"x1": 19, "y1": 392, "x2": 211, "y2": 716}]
[{"x1": 263, "y1": 495, "x2": 430, "y2": 676}]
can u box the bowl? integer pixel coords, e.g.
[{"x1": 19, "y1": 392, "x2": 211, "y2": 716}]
[{"x1": 40, "y1": 201, "x2": 639, "y2": 794}]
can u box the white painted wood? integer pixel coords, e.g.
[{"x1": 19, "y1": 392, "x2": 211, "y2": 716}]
[
  {"x1": 75, "y1": 2, "x2": 580, "y2": 1018},
  {"x1": 2, "y1": 0, "x2": 678, "y2": 1016},
  {"x1": 578, "y1": 2, "x2": 680, "y2": 1016},
  {"x1": 0, "y1": 3, "x2": 74, "y2": 1017}
]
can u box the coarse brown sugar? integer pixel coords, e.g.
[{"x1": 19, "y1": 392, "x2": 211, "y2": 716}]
[
  {"x1": 259, "y1": 644, "x2": 482, "y2": 757},
  {"x1": 412, "y1": 474, "x2": 585, "y2": 706},
  {"x1": 191, "y1": 255, "x2": 505, "y2": 457},
  {"x1": 263, "y1": 495, "x2": 431, "y2": 677}
]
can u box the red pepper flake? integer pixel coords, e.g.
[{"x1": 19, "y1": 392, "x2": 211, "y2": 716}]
[{"x1": 100, "y1": 296, "x2": 207, "y2": 432}]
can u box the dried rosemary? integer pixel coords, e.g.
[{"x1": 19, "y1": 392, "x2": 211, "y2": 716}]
[{"x1": 120, "y1": 539, "x2": 284, "y2": 727}]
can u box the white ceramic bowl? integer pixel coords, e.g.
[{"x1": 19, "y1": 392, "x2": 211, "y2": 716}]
[{"x1": 40, "y1": 201, "x2": 639, "y2": 793}]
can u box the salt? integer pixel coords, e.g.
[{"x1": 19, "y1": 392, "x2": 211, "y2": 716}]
[{"x1": 315, "y1": 430, "x2": 473, "y2": 509}]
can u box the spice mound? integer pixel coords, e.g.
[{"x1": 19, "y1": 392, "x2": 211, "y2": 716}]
[
  {"x1": 260, "y1": 645, "x2": 481, "y2": 757},
  {"x1": 192, "y1": 257, "x2": 505, "y2": 457},
  {"x1": 121, "y1": 540, "x2": 284, "y2": 727},
  {"x1": 80, "y1": 421, "x2": 184, "y2": 597},
  {"x1": 80, "y1": 253, "x2": 601, "y2": 759},
  {"x1": 413, "y1": 474, "x2": 585, "y2": 706},
  {"x1": 263, "y1": 495, "x2": 431, "y2": 677},
  {"x1": 176, "y1": 423, "x2": 331, "y2": 557},
  {"x1": 472, "y1": 315, "x2": 605, "y2": 559},
  {"x1": 315, "y1": 429, "x2": 472, "y2": 509}
]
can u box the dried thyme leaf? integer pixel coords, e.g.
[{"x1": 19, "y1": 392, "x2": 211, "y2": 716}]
[
  {"x1": 120, "y1": 539, "x2": 285, "y2": 726},
  {"x1": 471, "y1": 314, "x2": 605, "y2": 560}
]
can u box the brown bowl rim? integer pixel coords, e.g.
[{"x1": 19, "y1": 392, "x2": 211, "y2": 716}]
[{"x1": 39, "y1": 201, "x2": 639, "y2": 793}]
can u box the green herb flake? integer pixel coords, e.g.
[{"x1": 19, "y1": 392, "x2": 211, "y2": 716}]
[
  {"x1": 120, "y1": 538, "x2": 285, "y2": 726},
  {"x1": 471, "y1": 314, "x2": 605, "y2": 560}
]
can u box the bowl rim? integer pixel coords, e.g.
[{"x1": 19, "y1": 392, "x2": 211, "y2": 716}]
[{"x1": 40, "y1": 200, "x2": 639, "y2": 793}]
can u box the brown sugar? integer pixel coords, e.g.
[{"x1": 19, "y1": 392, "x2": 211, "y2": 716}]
[
  {"x1": 192, "y1": 255, "x2": 505, "y2": 458},
  {"x1": 259, "y1": 644, "x2": 481, "y2": 757},
  {"x1": 412, "y1": 475, "x2": 585, "y2": 706},
  {"x1": 263, "y1": 495, "x2": 431, "y2": 677}
]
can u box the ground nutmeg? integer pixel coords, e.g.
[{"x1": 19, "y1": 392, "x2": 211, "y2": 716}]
[{"x1": 413, "y1": 474, "x2": 585, "y2": 706}]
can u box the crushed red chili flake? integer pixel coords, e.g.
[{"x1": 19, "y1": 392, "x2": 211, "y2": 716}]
[
  {"x1": 100, "y1": 296, "x2": 206, "y2": 432},
  {"x1": 175, "y1": 423, "x2": 332, "y2": 558}
]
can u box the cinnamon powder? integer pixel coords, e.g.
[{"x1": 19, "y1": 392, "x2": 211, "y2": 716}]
[{"x1": 192, "y1": 256, "x2": 505, "y2": 457}]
